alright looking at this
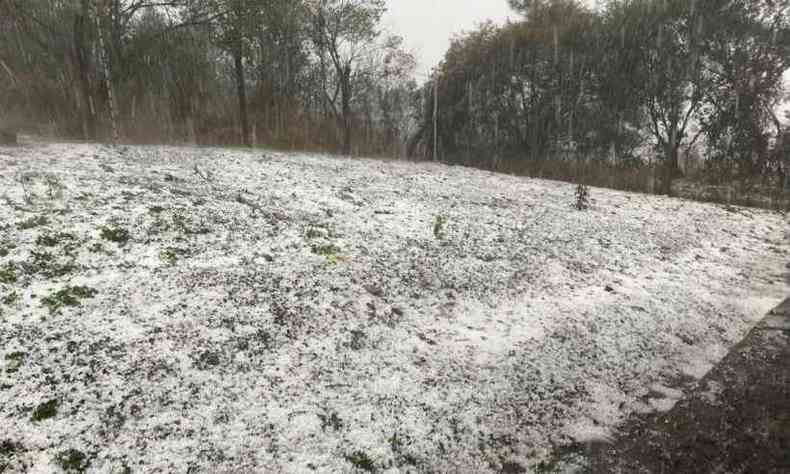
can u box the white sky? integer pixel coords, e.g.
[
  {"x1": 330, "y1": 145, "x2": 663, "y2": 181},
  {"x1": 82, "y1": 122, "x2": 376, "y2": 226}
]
[{"x1": 383, "y1": 1, "x2": 516, "y2": 79}]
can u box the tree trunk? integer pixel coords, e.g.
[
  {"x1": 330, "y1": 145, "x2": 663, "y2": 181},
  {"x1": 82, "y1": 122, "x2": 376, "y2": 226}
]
[
  {"x1": 340, "y1": 65, "x2": 352, "y2": 155},
  {"x1": 95, "y1": 0, "x2": 118, "y2": 144},
  {"x1": 663, "y1": 140, "x2": 681, "y2": 195},
  {"x1": 73, "y1": 4, "x2": 96, "y2": 140},
  {"x1": 233, "y1": 40, "x2": 250, "y2": 147}
]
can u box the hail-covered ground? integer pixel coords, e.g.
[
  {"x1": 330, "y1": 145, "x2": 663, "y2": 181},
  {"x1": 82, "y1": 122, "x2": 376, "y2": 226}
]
[{"x1": 0, "y1": 142, "x2": 788, "y2": 473}]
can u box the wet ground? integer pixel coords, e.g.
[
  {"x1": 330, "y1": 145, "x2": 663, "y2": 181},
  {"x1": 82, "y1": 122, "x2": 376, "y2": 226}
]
[{"x1": 587, "y1": 297, "x2": 790, "y2": 474}]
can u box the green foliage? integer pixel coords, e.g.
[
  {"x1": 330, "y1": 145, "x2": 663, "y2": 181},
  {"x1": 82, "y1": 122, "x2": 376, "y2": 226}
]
[
  {"x1": 31, "y1": 399, "x2": 59, "y2": 422},
  {"x1": 311, "y1": 243, "x2": 342, "y2": 263},
  {"x1": 99, "y1": 226, "x2": 131, "y2": 246},
  {"x1": 414, "y1": 0, "x2": 790, "y2": 195},
  {"x1": 24, "y1": 250, "x2": 78, "y2": 278},
  {"x1": 0, "y1": 264, "x2": 16, "y2": 284},
  {"x1": 305, "y1": 226, "x2": 328, "y2": 239},
  {"x1": 56, "y1": 449, "x2": 90, "y2": 472},
  {"x1": 35, "y1": 232, "x2": 76, "y2": 247},
  {"x1": 1, "y1": 291, "x2": 18, "y2": 306},
  {"x1": 433, "y1": 215, "x2": 448, "y2": 240},
  {"x1": 159, "y1": 247, "x2": 188, "y2": 266},
  {"x1": 41, "y1": 286, "x2": 98, "y2": 314},
  {"x1": 16, "y1": 215, "x2": 49, "y2": 230},
  {"x1": 4, "y1": 351, "x2": 25, "y2": 373},
  {"x1": 344, "y1": 450, "x2": 376, "y2": 472}
]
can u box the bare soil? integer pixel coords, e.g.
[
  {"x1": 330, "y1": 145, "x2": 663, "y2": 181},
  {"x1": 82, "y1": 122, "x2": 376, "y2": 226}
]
[{"x1": 588, "y1": 297, "x2": 790, "y2": 474}]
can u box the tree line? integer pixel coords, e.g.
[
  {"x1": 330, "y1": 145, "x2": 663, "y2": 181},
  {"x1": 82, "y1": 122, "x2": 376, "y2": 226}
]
[
  {"x1": 1, "y1": 0, "x2": 789, "y2": 195},
  {"x1": 0, "y1": 0, "x2": 417, "y2": 156},
  {"x1": 413, "y1": 0, "x2": 790, "y2": 193}
]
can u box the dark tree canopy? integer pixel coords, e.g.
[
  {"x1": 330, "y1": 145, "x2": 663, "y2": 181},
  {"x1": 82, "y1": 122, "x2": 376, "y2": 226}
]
[{"x1": 0, "y1": 0, "x2": 788, "y2": 195}]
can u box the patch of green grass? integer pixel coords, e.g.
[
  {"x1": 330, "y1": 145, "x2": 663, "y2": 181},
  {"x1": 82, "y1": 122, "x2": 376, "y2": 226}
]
[
  {"x1": 24, "y1": 251, "x2": 78, "y2": 278},
  {"x1": 149, "y1": 205, "x2": 165, "y2": 214},
  {"x1": 16, "y1": 215, "x2": 49, "y2": 230},
  {"x1": 4, "y1": 351, "x2": 25, "y2": 373},
  {"x1": 0, "y1": 264, "x2": 16, "y2": 284},
  {"x1": 344, "y1": 451, "x2": 376, "y2": 472},
  {"x1": 99, "y1": 226, "x2": 131, "y2": 246},
  {"x1": 56, "y1": 448, "x2": 90, "y2": 473},
  {"x1": 41, "y1": 286, "x2": 98, "y2": 314},
  {"x1": 31, "y1": 399, "x2": 59, "y2": 422},
  {"x1": 305, "y1": 226, "x2": 328, "y2": 239},
  {"x1": 0, "y1": 247, "x2": 8, "y2": 258},
  {"x1": 35, "y1": 232, "x2": 77, "y2": 247},
  {"x1": 311, "y1": 243, "x2": 342, "y2": 264},
  {"x1": 1, "y1": 291, "x2": 18, "y2": 306},
  {"x1": 433, "y1": 215, "x2": 448, "y2": 240},
  {"x1": 159, "y1": 247, "x2": 188, "y2": 266},
  {"x1": 311, "y1": 244, "x2": 338, "y2": 256}
]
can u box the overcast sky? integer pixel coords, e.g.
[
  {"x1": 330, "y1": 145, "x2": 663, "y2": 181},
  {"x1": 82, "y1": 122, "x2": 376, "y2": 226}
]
[{"x1": 383, "y1": 1, "x2": 516, "y2": 79}]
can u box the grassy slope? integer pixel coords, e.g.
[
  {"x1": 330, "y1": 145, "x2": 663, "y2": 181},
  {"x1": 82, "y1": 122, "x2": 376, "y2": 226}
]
[{"x1": 0, "y1": 143, "x2": 788, "y2": 473}]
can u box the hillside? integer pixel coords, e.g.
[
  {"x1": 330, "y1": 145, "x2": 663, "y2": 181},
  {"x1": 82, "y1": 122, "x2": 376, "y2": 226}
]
[{"x1": 1, "y1": 143, "x2": 788, "y2": 473}]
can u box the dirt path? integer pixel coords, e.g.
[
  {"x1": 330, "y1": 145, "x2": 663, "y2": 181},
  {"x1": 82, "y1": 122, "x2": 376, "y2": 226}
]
[{"x1": 587, "y1": 297, "x2": 790, "y2": 474}]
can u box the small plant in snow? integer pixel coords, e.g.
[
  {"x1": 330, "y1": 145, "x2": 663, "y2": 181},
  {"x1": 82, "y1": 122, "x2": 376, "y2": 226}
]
[
  {"x1": 35, "y1": 232, "x2": 77, "y2": 248},
  {"x1": 0, "y1": 264, "x2": 16, "y2": 284},
  {"x1": 31, "y1": 399, "x2": 59, "y2": 422},
  {"x1": 55, "y1": 449, "x2": 90, "y2": 472},
  {"x1": 4, "y1": 351, "x2": 25, "y2": 373},
  {"x1": 1, "y1": 290, "x2": 19, "y2": 306},
  {"x1": 160, "y1": 248, "x2": 179, "y2": 266},
  {"x1": 159, "y1": 247, "x2": 188, "y2": 266},
  {"x1": 344, "y1": 450, "x2": 376, "y2": 472},
  {"x1": 16, "y1": 215, "x2": 49, "y2": 230},
  {"x1": 100, "y1": 225, "x2": 131, "y2": 246},
  {"x1": 41, "y1": 286, "x2": 98, "y2": 314},
  {"x1": 305, "y1": 226, "x2": 329, "y2": 239},
  {"x1": 311, "y1": 243, "x2": 342, "y2": 264},
  {"x1": 574, "y1": 183, "x2": 590, "y2": 211},
  {"x1": 23, "y1": 250, "x2": 78, "y2": 278},
  {"x1": 433, "y1": 215, "x2": 448, "y2": 239}
]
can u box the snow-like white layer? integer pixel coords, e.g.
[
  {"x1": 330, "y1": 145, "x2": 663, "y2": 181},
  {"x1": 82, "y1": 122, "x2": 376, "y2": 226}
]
[{"x1": 0, "y1": 143, "x2": 787, "y2": 472}]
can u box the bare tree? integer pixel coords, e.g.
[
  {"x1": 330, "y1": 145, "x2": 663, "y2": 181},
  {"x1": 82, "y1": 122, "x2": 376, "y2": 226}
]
[{"x1": 306, "y1": 0, "x2": 385, "y2": 155}]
